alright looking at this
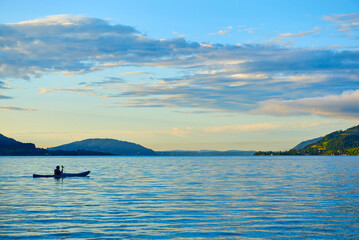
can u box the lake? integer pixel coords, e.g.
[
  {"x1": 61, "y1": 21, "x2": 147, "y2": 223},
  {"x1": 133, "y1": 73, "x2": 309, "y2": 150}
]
[{"x1": 0, "y1": 156, "x2": 358, "y2": 239}]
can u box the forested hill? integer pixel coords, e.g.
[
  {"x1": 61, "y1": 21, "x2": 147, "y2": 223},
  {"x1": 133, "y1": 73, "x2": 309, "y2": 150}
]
[
  {"x1": 0, "y1": 134, "x2": 112, "y2": 156},
  {"x1": 300, "y1": 125, "x2": 359, "y2": 155},
  {"x1": 292, "y1": 137, "x2": 323, "y2": 150},
  {"x1": 48, "y1": 138, "x2": 156, "y2": 155},
  {"x1": 255, "y1": 124, "x2": 359, "y2": 155},
  {"x1": 0, "y1": 134, "x2": 46, "y2": 155}
]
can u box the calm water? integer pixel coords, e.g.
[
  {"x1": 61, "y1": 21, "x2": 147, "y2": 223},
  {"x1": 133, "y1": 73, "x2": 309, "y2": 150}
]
[{"x1": 0, "y1": 156, "x2": 358, "y2": 239}]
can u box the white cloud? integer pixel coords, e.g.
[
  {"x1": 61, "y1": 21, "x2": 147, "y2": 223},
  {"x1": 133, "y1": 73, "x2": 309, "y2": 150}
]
[
  {"x1": 237, "y1": 26, "x2": 255, "y2": 34},
  {"x1": 2, "y1": 15, "x2": 359, "y2": 120},
  {"x1": 324, "y1": 13, "x2": 359, "y2": 33},
  {"x1": 171, "y1": 127, "x2": 193, "y2": 137},
  {"x1": 245, "y1": 28, "x2": 255, "y2": 34},
  {"x1": 38, "y1": 86, "x2": 95, "y2": 95},
  {"x1": 279, "y1": 27, "x2": 321, "y2": 38},
  {"x1": 119, "y1": 71, "x2": 153, "y2": 76},
  {"x1": 323, "y1": 13, "x2": 359, "y2": 23},
  {"x1": 172, "y1": 31, "x2": 185, "y2": 38},
  {"x1": 0, "y1": 95, "x2": 12, "y2": 100},
  {"x1": 0, "y1": 80, "x2": 12, "y2": 89},
  {"x1": 204, "y1": 122, "x2": 282, "y2": 132},
  {"x1": 210, "y1": 30, "x2": 229, "y2": 35},
  {"x1": 252, "y1": 90, "x2": 359, "y2": 119},
  {"x1": 0, "y1": 14, "x2": 201, "y2": 79},
  {"x1": 230, "y1": 73, "x2": 268, "y2": 80},
  {"x1": 13, "y1": 14, "x2": 86, "y2": 27},
  {"x1": 0, "y1": 106, "x2": 36, "y2": 111},
  {"x1": 203, "y1": 121, "x2": 332, "y2": 133}
]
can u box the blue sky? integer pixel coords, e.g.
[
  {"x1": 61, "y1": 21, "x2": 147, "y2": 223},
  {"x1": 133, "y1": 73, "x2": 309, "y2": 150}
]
[{"x1": 1, "y1": 0, "x2": 359, "y2": 150}]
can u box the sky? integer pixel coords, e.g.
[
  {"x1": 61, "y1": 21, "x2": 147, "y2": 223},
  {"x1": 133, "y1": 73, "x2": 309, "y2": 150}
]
[{"x1": 1, "y1": 0, "x2": 359, "y2": 151}]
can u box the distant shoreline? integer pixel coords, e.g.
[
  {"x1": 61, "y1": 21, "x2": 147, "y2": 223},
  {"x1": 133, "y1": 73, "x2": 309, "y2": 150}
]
[{"x1": 2, "y1": 123, "x2": 359, "y2": 156}]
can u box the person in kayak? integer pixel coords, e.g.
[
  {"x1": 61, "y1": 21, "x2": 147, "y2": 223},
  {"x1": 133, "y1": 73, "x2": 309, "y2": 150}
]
[{"x1": 54, "y1": 165, "x2": 63, "y2": 175}]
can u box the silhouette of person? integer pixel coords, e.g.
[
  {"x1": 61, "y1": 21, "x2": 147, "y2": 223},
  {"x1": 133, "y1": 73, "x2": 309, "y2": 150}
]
[{"x1": 54, "y1": 165, "x2": 63, "y2": 175}]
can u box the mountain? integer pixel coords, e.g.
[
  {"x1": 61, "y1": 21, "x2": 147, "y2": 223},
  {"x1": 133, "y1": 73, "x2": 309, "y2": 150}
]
[
  {"x1": 300, "y1": 125, "x2": 359, "y2": 155},
  {"x1": 48, "y1": 138, "x2": 156, "y2": 155},
  {"x1": 255, "y1": 124, "x2": 359, "y2": 155},
  {"x1": 0, "y1": 134, "x2": 252, "y2": 156},
  {"x1": 0, "y1": 134, "x2": 137, "y2": 156},
  {"x1": 0, "y1": 133, "x2": 47, "y2": 155},
  {"x1": 292, "y1": 137, "x2": 323, "y2": 150}
]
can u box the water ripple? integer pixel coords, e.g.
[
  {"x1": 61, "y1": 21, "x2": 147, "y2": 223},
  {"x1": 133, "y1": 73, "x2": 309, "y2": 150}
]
[{"x1": 0, "y1": 156, "x2": 358, "y2": 239}]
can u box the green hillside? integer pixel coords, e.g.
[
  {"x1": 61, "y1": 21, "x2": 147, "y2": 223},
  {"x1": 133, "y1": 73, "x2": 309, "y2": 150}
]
[
  {"x1": 255, "y1": 124, "x2": 359, "y2": 155},
  {"x1": 300, "y1": 125, "x2": 359, "y2": 155},
  {"x1": 292, "y1": 137, "x2": 323, "y2": 150}
]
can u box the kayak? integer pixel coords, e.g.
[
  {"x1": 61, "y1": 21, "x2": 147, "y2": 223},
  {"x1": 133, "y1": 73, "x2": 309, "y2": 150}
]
[{"x1": 33, "y1": 171, "x2": 90, "y2": 178}]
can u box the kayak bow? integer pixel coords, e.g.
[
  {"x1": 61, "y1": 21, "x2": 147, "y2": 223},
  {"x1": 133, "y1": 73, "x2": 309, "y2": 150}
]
[{"x1": 33, "y1": 171, "x2": 90, "y2": 178}]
